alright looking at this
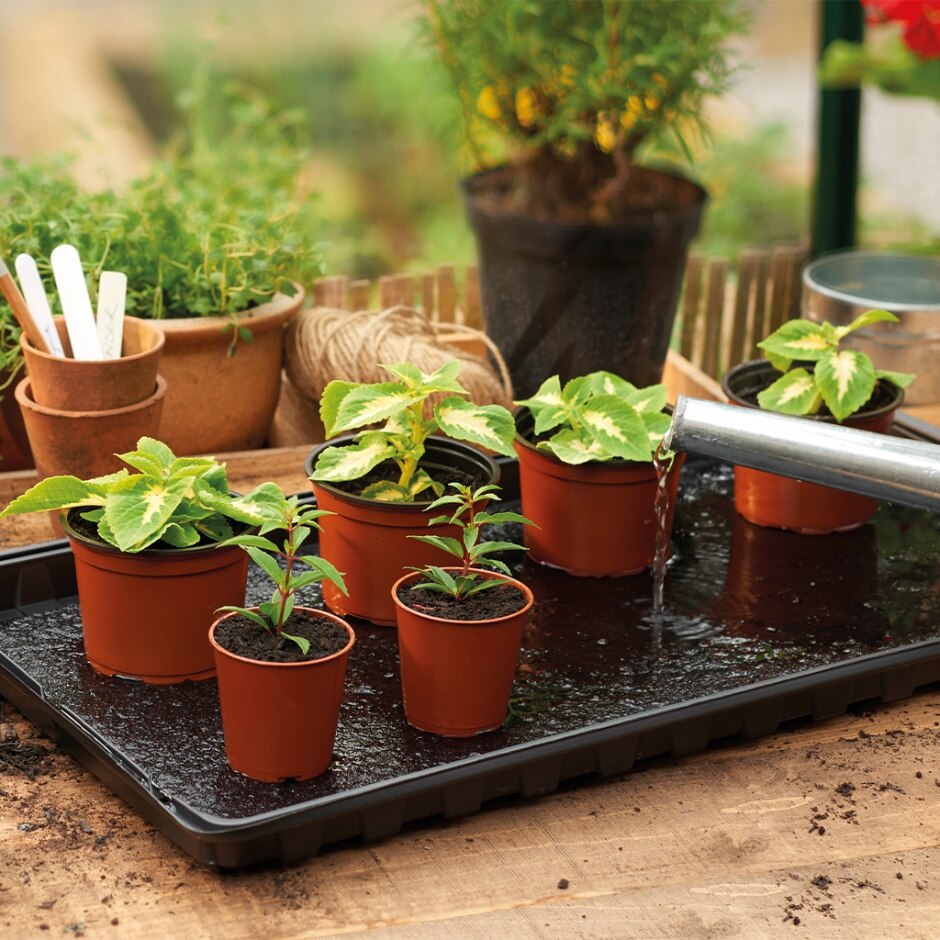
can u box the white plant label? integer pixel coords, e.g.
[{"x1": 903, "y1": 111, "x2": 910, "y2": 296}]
[
  {"x1": 50, "y1": 244, "x2": 103, "y2": 361},
  {"x1": 96, "y1": 271, "x2": 127, "y2": 360},
  {"x1": 14, "y1": 254, "x2": 65, "y2": 357}
]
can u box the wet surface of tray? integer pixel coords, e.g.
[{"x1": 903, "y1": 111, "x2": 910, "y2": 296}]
[{"x1": 2, "y1": 459, "x2": 940, "y2": 867}]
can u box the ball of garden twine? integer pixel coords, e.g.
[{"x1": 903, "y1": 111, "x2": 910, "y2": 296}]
[{"x1": 284, "y1": 305, "x2": 514, "y2": 409}]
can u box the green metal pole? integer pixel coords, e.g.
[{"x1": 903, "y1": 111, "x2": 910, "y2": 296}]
[{"x1": 812, "y1": 0, "x2": 864, "y2": 258}]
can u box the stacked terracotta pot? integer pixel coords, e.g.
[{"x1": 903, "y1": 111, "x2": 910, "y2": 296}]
[{"x1": 16, "y1": 317, "x2": 166, "y2": 479}]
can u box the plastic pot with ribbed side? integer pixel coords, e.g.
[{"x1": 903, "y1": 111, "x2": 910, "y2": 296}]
[
  {"x1": 210, "y1": 607, "x2": 355, "y2": 782},
  {"x1": 722, "y1": 360, "x2": 904, "y2": 535},
  {"x1": 306, "y1": 436, "x2": 499, "y2": 626},
  {"x1": 392, "y1": 568, "x2": 532, "y2": 737}
]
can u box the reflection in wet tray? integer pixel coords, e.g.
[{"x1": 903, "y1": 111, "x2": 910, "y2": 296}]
[{"x1": 2, "y1": 459, "x2": 940, "y2": 822}]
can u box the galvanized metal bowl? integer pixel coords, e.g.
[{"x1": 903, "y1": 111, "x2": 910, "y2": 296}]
[{"x1": 802, "y1": 250, "x2": 940, "y2": 405}]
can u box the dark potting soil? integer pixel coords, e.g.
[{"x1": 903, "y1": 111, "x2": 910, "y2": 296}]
[
  {"x1": 327, "y1": 459, "x2": 484, "y2": 499},
  {"x1": 396, "y1": 577, "x2": 527, "y2": 621},
  {"x1": 213, "y1": 610, "x2": 349, "y2": 664}
]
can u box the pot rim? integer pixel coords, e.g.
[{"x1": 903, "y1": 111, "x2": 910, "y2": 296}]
[
  {"x1": 20, "y1": 314, "x2": 166, "y2": 364},
  {"x1": 391, "y1": 567, "x2": 534, "y2": 627},
  {"x1": 306, "y1": 434, "x2": 500, "y2": 511},
  {"x1": 149, "y1": 285, "x2": 305, "y2": 340},
  {"x1": 721, "y1": 359, "x2": 905, "y2": 422},
  {"x1": 461, "y1": 164, "x2": 708, "y2": 229},
  {"x1": 208, "y1": 606, "x2": 356, "y2": 668},
  {"x1": 15, "y1": 374, "x2": 167, "y2": 419},
  {"x1": 61, "y1": 504, "x2": 248, "y2": 559}
]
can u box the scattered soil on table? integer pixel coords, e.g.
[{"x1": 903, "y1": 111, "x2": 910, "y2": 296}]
[
  {"x1": 213, "y1": 611, "x2": 350, "y2": 663},
  {"x1": 0, "y1": 719, "x2": 50, "y2": 778}
]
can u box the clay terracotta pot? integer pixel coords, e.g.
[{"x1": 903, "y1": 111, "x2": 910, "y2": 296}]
[
  {"x1": 305, "y1": 437, "x2": 500, "y2": 626},
  {"x1": 16, "y1": 375, "x2": 166, "y2": 480},
  {"x1": 209, "y1": 608, "x2": 355, "y2": 782},
  {"x1": 722, "y1": 360, "x2": 903, "y2": 534},
  {"x1": 0, "y1": 366, "x2": 33, "y2": 470},
  {"x1": 514, "y1": 424, "x2": 684, "y2": 577},
  {"x1": 21, "y1": 316, "x2": 164, "y2": 410},
  {"x1": 151, "y1": 289, "x2": 303, "y2": 455},
  {"x1": 63, "y1": 510, "x2": 250, "y2": 683},
  {"x1": 392, "y1": 568, "x2": 533, "y2": 737}
]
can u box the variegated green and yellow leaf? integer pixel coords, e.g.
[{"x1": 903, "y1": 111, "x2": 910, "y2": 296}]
[
  {"x1": 757, "y1": 320, "x2": 832, "y2": 362},
  {"x1": 309, "y1": 434, "x2": 395, "y2": 483},
  {"x1": 332, "y1": 383, "x2": 425, "y2": 433},
  {"x1": 874, "y1": 368, "x2": 915, "y2": 389},
  {"x1": 625, "y1": 383, "x2": 668, "y2": 415},
  {"x1": 540, "y1": 429, "x2": 610, "y2": 464},
  {"x1": 838, "y1": 308, "x2": 898, "y2": 339},
  {"x1": 581, "y1": 371, "x2": 637, "y2": 399},
  {"x1": 580, "y1": 394, "x2": 652, "y2": 461},
  {"x1": 422, "y1": 359, "x2": 467, "y2": 394},
  {"x1": 756, "y1": 368, "x2": 823, "y2": 416},
  {"x1": 641, "y1": 410, "x2": 672, "y2": 448},
  {"x1": 105, "y1": 475, "x2": 192, "y2": 552},
  {"x1": 319, "y1": 380, "x2": 357, "y2": 438},
  {"x1": 815, "y1": 349, "x2": 875, "y2": 421},
  {"x1": 434, "y1": 397, "x2": 516, "y2": 456},
  {"x1": 380, "y1": 362, "x2": 425, "y2": 386},
  {"x1": 159, "y1": 523, "x2": 202, "y2": 549},
  {"x1": 514, "y1": 376, "x2": 563, "y2": 413},
  {"x1": 116, "y1": 437, "x2": 174, "y2": 474},
  {"x1": 0, "y1": 475, "x2": 111, "y2": 517}
]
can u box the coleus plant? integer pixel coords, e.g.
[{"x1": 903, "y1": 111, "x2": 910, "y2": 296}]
[
  {"x1": 756, "y1": 309, "x2": 915, "y2": 422},
  {"x1": 0, "y1": 437, "x2": 273, "y2": 552},
  {"x1": 310, "y1": 359, "x2": 516, "y2": 502},
  {"x1": 217, "y1": 487, "x2": 347, "y2": 654},
  {"x1": 407, "y1": 483, "x2": 533, "y2": 600},
  {"x1": 514, "y1": 371, "x2": 671, "y2": 465}
]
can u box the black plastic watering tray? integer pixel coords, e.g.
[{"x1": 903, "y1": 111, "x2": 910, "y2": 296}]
[{"x1": 3, "y1": 457, "x2": 940, "y2": 869}]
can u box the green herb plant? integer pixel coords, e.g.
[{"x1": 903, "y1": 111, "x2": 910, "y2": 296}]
[
  {"x1": 421, "y1": 0, "x2": 748, "y2": 219},
  {"x1": 0, "y1": 437, "x2": 276, "y2": 552},
  {"x1": 515, "y1": 371, "x2": 671, "y2": 464},
  {"x1": 216, "y1": 488, "x2": 348, "y2": 655},
  {"x1": 0, "y1": 77, "x2": 322, "y2": 367},
  {"x1": 310, "y1": 359, "x2": 516, "y2": 502},
  {"x1": 756, "y1": 309, "x2": 915, "y2": 422},
  {"x1": 407, "y1": 483, "x2": 533, "y2": 600}
]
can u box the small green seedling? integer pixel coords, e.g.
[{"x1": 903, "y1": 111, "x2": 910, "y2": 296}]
[
  {"x1": 310, "y1": 359, "x2": 516, "y2": 502},
  {"x1": 216, "y1": 487, "x2": 347, "y2": 655},
  {"x1": 514, "y1": 371, "x2": 671, "y2": 465},
  {"x1": 0, "y1": 437, "x2": 275, "y2": 552},
  {"x1": 407, "y1": 482, "x2": 534, "y2": 600},
  {"x1": 756, "y1": 309, "x2": 915, "y2": 422}
]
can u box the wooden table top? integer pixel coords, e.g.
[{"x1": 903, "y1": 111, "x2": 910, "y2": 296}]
[{"x1": 2, "y1": 447, "x2": 940, "y2": 938}]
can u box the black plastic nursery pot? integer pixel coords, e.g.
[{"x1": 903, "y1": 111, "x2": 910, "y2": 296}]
[{"x1": 461, "y1": 166, "x2": 707, "y2": 399}]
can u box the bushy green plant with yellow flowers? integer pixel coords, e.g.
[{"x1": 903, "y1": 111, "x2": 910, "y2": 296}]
[{"x1": 420, "y1": 0, "x2": 748, "y2": 220}]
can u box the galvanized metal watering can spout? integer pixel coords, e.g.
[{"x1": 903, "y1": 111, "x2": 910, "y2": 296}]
[{"x1": 664, "y1": 396, "x2": 940, "y2": 514}]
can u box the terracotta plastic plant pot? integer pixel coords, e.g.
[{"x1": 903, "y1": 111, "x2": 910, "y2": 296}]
[
  {"x1": 209, "y1": 608, "x2": 355, "y2": 782},
  {"x1": 392, "y1": 568, "x2": 533, "y2": 737},
  {"x1": 21, "y1": 315, "x2": 165, "y2": 411},
  {"x1": 462, "y1": 166, "x2": 706, "y2": 399},
  {"x1": 15, "y1": 375, "x2": 166, "y2": 480},
  {"x1": 305, "y1": 436, "x2": 500, "y2": 626},
  {"x1": 514, "y1": 421, "x2": 685, "y2": 577},
  {"x1": 63, "y1": 509, "x2": 249, "y2": 683},
  {"x1": 151, "y1": 288, "x2": 303, "y2": 455},
  {"x1": 722, "y1": 360, "x2": 903, "y2": 534}
]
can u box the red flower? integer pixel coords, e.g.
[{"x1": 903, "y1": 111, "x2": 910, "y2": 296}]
[{"x1": 862, "y1": 0, "x2": 940, "y2": 59}]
